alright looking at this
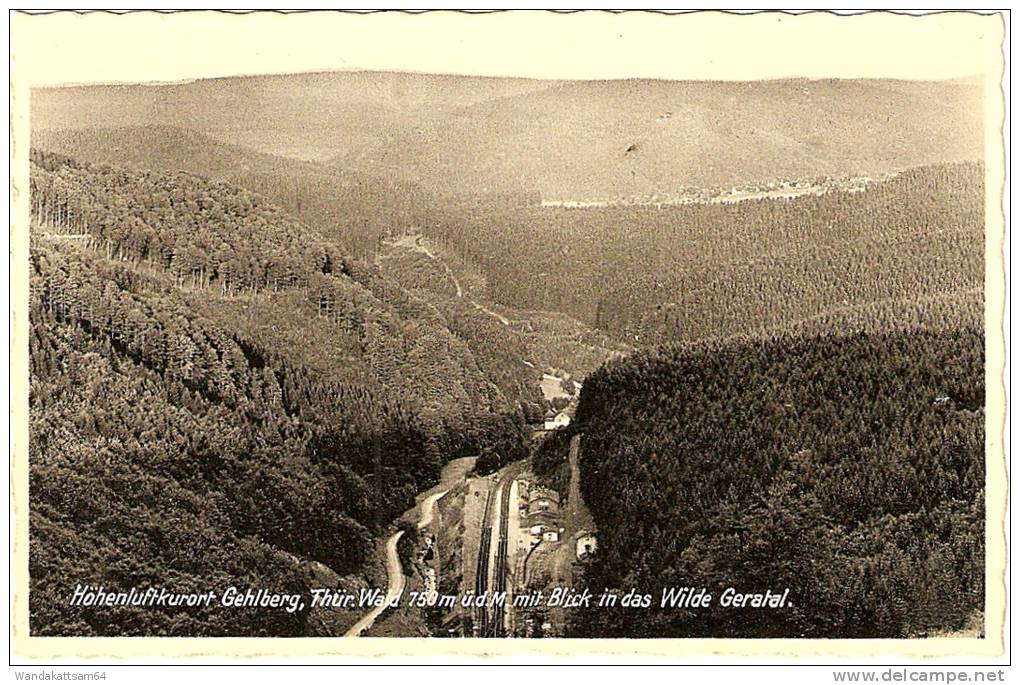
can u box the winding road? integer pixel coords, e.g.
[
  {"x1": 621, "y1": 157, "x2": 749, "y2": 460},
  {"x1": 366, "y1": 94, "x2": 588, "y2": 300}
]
[{"x1": 345, "y1": 490, "x2": 448, "y2": 637}]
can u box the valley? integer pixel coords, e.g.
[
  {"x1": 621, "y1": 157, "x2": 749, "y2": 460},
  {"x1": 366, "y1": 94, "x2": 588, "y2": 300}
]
[{"x1": 26, "y1": 69, "x2": 987, "y2": 640}]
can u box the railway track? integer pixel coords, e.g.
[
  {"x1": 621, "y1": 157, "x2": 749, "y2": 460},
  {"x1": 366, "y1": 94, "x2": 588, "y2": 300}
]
[
  {"x1": 472, "y1": 485, "x2": 495, "y2": 637},
  {"x1": 490, "y1": 467, "x2": 517, "y2": 637},
  {"x1": 471, "y1": 465, "x2": 524, "y2": 637}
]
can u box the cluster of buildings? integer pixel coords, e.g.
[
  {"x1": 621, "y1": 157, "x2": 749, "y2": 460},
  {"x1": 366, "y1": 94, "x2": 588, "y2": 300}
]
[
  {"x1": 519, "y1": 484, "x2": 598, "y2": 556},
  {"x1": 521, "y1": 485, "x2": 561, "y2": 543}
]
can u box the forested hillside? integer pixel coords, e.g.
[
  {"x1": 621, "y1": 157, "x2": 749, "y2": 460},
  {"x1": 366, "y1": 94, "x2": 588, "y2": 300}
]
[
  {"x1": 31, "y1": 129, "x2": 985, "y2": 351},
  {"x1": 32, "y1": 127, "x2": 623, "y2": 380},
  {"x1": 421, "y1": 162, "x2": 984, "y2": 339},
  {"x1": 338, "y1": 77, "x2": 982, "y2": 198},
  {"x1": 27, "y1": 150, "x2": 530, "y2": 635},
  {"x1": 373, "y1": 233, "x2": 622, "y2": 389},
  {"x1": 31, "y1": 71, "x2": 557, "y2": 161},
  {"x1": 32, "y1": 74, "x2": 982, "y2": 198},
  {"x1": 31, "y1": 126, "x2": 445, "y2": 259},
  {"x1": 565, "y1": 295, "x2": 985, "y2": 638}
]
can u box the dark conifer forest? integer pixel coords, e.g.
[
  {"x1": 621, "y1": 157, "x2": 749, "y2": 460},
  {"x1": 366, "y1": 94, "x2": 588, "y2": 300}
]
[
  {"x1": 566, "y1": 302, "x2": 984, "y2": 637},
  {"x1": 28, "y1": 150, "x2": 532, "y2": 635}
]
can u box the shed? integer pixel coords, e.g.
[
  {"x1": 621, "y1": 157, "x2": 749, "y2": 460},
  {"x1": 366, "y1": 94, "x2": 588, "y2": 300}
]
[{"x1": 576, "y1": 533, "x2": 598, "y2": 560}]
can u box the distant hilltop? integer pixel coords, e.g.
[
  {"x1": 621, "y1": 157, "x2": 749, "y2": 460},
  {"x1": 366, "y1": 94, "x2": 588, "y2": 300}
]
[{"x1": 32, "y1": 72, "x2": 982, "y2": 198}]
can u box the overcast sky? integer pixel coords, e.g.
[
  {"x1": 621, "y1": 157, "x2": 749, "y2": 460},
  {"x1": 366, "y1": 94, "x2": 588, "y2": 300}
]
[{"x1": 13, "y1": 10, "x2": 1003, "y2": 87}]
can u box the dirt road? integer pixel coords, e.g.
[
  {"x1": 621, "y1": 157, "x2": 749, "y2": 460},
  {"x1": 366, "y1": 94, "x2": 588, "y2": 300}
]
[{"x1": 385, "y1": 233, "x2": 513, "y2": 325}]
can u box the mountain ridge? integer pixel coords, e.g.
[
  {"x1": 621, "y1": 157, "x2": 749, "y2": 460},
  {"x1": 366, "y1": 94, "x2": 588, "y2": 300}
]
[{"x1": 33, "y1": 73, "x2": 982, "y2": 195}]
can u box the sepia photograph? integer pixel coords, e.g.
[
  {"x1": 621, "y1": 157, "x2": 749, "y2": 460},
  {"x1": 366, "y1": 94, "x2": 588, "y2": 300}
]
[{"x1": 7, "y1": 8, "x2": 1008, "y2": 667}]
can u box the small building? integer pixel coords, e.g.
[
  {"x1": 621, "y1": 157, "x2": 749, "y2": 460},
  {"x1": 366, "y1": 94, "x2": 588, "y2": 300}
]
[
  {"x1": 542, "y1": 530, "x2": 560, "y2": 543},
  {"x1": 576, "y1": 533, "x2": 598, "y2": 560},
  {"x1": 527, "y1": 488, "x2": 560, "y2": 518},
  {"x1": 544, "y1": 412, "x2": 571, "y2": 431}
]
